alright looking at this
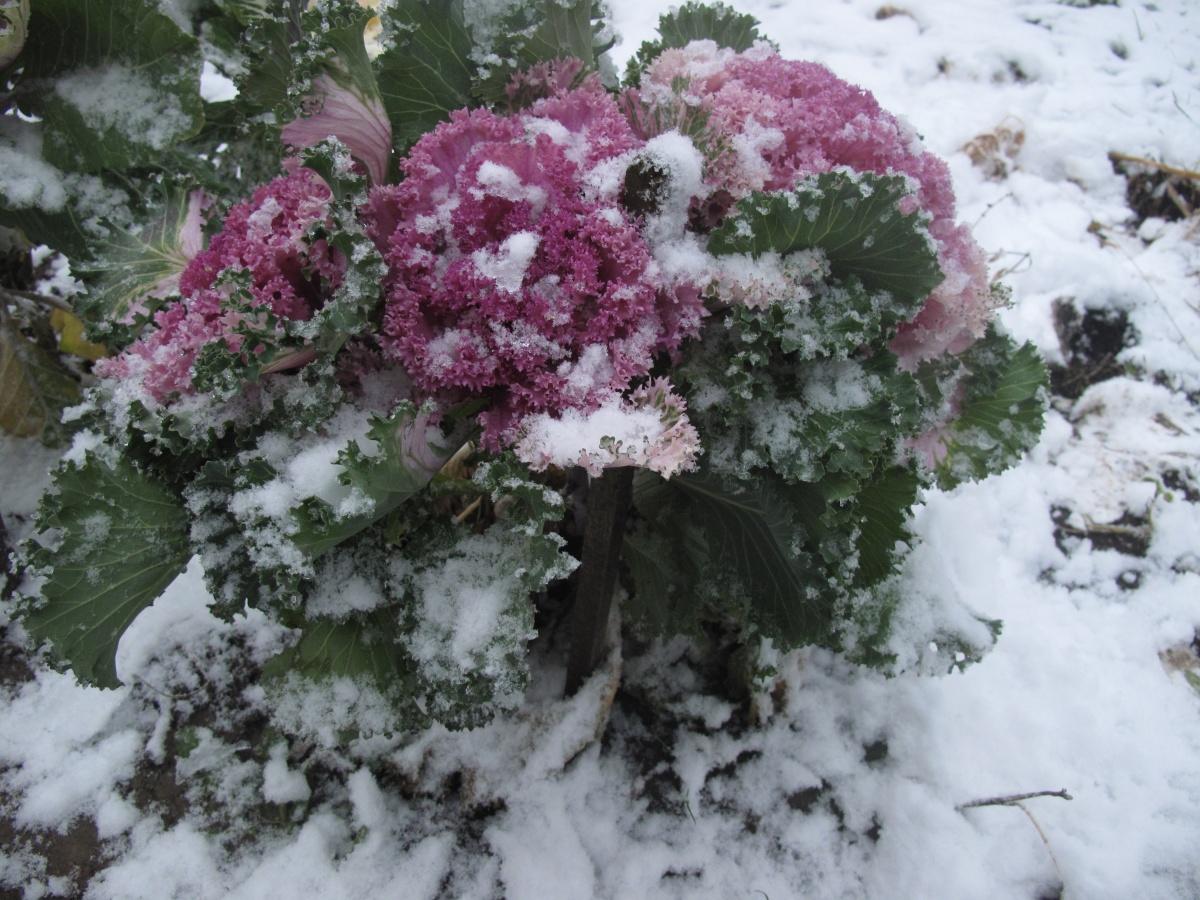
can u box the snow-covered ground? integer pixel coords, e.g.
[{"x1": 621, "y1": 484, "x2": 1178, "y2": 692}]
[{"x1": 3, "y1": 0, "x2": 1200, "y2": 897}]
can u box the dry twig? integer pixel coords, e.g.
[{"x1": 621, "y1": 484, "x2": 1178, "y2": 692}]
[
  {"x1": 958, "y1": 789, "x2": 1073, "y2": 896},
  {"x1": 1108, "y1": 151, "x2": 1200, "y2": 182},
  {"x1": 957, "y1": 788, "x2": 1073, "y2": 810},
  {"x1": 452, "y1": 496, "x2": 483, "y2": 525}
]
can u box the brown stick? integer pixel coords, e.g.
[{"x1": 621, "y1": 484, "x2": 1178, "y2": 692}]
[
  {"x1": 565, "y1": 466, "x2": 634, "y2": 695},
  {"x1": 958, "y1": 791, "x2": 1071, "y2": 893},
  {"x1": 452, "y1": 496, "x2": 482, "y2": 525},
  {"x1": 957, "y1": 788, "x2": 1073, "y2": 810},
  {"x1": 1014, "y1": 801, "x2": 1066, "y2": 890},
  {"x1": 1108, "y1": 151, "x2": 1200, "y2": 182}
]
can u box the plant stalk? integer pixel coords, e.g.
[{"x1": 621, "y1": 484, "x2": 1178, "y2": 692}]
[
  {"x1": 565, "y1": 466, "x2": 634, "y2": 695},
  {"x1": 0, "y1": 513, "x2": 15, "y2": 601}
]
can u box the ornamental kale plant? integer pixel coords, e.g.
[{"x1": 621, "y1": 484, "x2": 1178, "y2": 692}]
[{"x1": 1, "y1": 0, "x2": 1045, "y2": 741}]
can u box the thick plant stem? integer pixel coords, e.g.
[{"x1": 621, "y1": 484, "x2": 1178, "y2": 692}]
[
  {"x1": 0, "y1": 513, "x2": 14, "y2": 600},
  {"x1": 565, "y1": 466, "x2": 634, "y2": 695}
]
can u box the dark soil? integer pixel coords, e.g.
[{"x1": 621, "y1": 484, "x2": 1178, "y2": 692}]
[
  {"x1": 0, "y1": 635, "x2": 108, "y2": 899},
  {"x1": 1112, "y1": 157, "x2": 1200, "y2": 225},
  {"x1": 0, "y1": 232, "x2": 33, "y2": 292},
  {"x1": 1162, "y1": 469, "x2": 1200, "y2": 504},
  {"x1": 0, "y1": 804, "x2": 109, "y2": 900},
  {"x1": 1051, "y1": 505, "x2": 1152, "y2": 558},
  {"x1": 1048, "y1": 300, "x2": 1136, "y2": 400}
]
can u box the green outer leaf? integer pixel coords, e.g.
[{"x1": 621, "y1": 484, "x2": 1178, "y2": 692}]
[
  {"x1": 471, "y1": 453, "x2": 567, "y2": 533},
  {"x1": 0, "y1": 315, "x2": 81, "y2": 445},
  {"x1": 664, "y1": 470, "x2": 833, "y2": 644},
  {"x1": 792, "y1": 355, "x2": 923, "y2": 482},
  {"x1": 216, "y1": 0, "x2": 275, "y2": 25},
  {"x1": 0, "y1": 119, "x2": 119, "y2": 260},
  {"x1": 518, "y1": 0, "x2": 596, "y2": 68},
  {"x1": 22, "y1": 0, "x2": 194, "y2": 76},
  {"x1": 235, "y1": 17, "x2": 295, "y2": 113},
  {"x1": 23, "y1": 453, "x2": 190, "y2": 688},
  {"x1": 308, "y1": 0, "x2": 381, "y2": 100},
  {"x1": 375, "y1": 0, "x2": 474, "y2": 152},
  {"x1": 624, "y1": 1, "x2": 763, "y2": 85},
  {"x1": 290, "y1": 402, "x2": 477, "y2": 558},
  {"x1": 623, "y1": 522, "x2": 698, "y2": 635},
  {"x1": 654, "y1": 0, "x2": 760, "y2": 48},
  {"x1": 23, "y1": 0, "x2": 204, "y2": 173},
  {"x1": 262, "y1": 613, "x2": 406, "y2": 685},
  {"x1": 473, "y1": 0, "x2": 607, "y2": 104},
  {"x1": 853, "y1": 465, "x2": 919, "y2": 587},
  {"x1": 631, "y1": 460, "x2": 922, "y2": 645},
  {"x1": 708, "y1": 172, "x2": 944, "y2": 307},
  {"x1": 936, "y1": 326, "x2": 1047, "y2": 488},
  {"x1": 0, "y1": 201, "x2": 94, "y2": 262},
  {"x1": 40, "y1": 91, "x2": 202, "y2": 174},
  {"x1": 76, "y1": 184, "x2": 198, "y2": 329}
]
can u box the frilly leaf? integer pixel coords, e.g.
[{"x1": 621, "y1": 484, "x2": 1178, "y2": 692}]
[
  {"x1": 624, "y1": 1, "x2": 765, "y2": 86},
  {"x1": 709, "y1": 171, "x2": 944, "y2": 309}
]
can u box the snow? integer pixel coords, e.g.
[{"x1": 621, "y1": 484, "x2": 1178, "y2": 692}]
[
  {"x1": 638, "y1": 131, "x2": 707, "y2": 247},
  {"x1": 54, "y1": 64, "x2": 193, "y2": 151},
  {"x1": 514, "y1": 382, "x2": 701, "y2": 478},
  {"x1": 516, "y1": 399, "x2": 665, "y2": 468},
  {"x1": 409, "y1": 534, "x2": 519, "y2": 674},
  {"x1": 3, "y1": 0, "x2": 1200, "y2": 897},
  {"x1": 801, "y1": 360, "x2": 876, "y2": 412},
  {"x1": 261, "y1": 743, "x2": 311, "y2": 805},
  {"x1": 0, "y1": 670, "x2": 139, "y2": 830},
  {"x1": 199, "y1": 61, "x2": 238, "y2": 104},
  {"x1": 472, "y1": 231, "x2": 540, "y2": 294},
  {"x1": 473, "y1": 161, "x2": 549, "y2": 214},
  {"x1": 0, "y1": 143, "x2": 67, "y2": 211}
]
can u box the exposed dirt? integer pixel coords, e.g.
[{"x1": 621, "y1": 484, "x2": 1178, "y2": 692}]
[
  {"x1": 1112, "y1": 156, "x2": 1200, "y2": 225},
  {"x1": 0, "y1": 637, "x2": 103, "y2": 898},
  {"x1": 1051, "y1": 505, "x2": 1152, "y2": 558},
  {"x1": 0, "y1": 803, "x2": 109, "y2": 900},
  {"x1": 1048, "y1": 299, "x2": 1136, "y2": 400}
]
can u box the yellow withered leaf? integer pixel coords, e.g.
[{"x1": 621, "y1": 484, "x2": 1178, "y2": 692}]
[{"x1": 50, "y1": 308, "x2": 107, "y2": 361}]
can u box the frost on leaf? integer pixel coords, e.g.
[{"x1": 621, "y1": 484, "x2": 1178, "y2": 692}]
[
  {"x1": 374, "y1": 0, "x2": 475, "y2": 151},
  {"x1": 21, "y1": 451, "x2": 190, "y2": 689},
  {"x1": 932, "y1": 324, "x2": 1047, "y2": 489},
  {"x1": 259, "y1": 457, "x2": 577, "y2": 736},
  {"x1": 291, "y1": 400, "x2": 477, "y2": 558},
  {"x1": 708, "y1": 172, "x2": 943, "y2": 315},
  {"x1": 624, "y1": 1, "x2": 765, "y2": 86},
  {"x1": 21, "y1": 0, "x2": 204, "y2": 173}
]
